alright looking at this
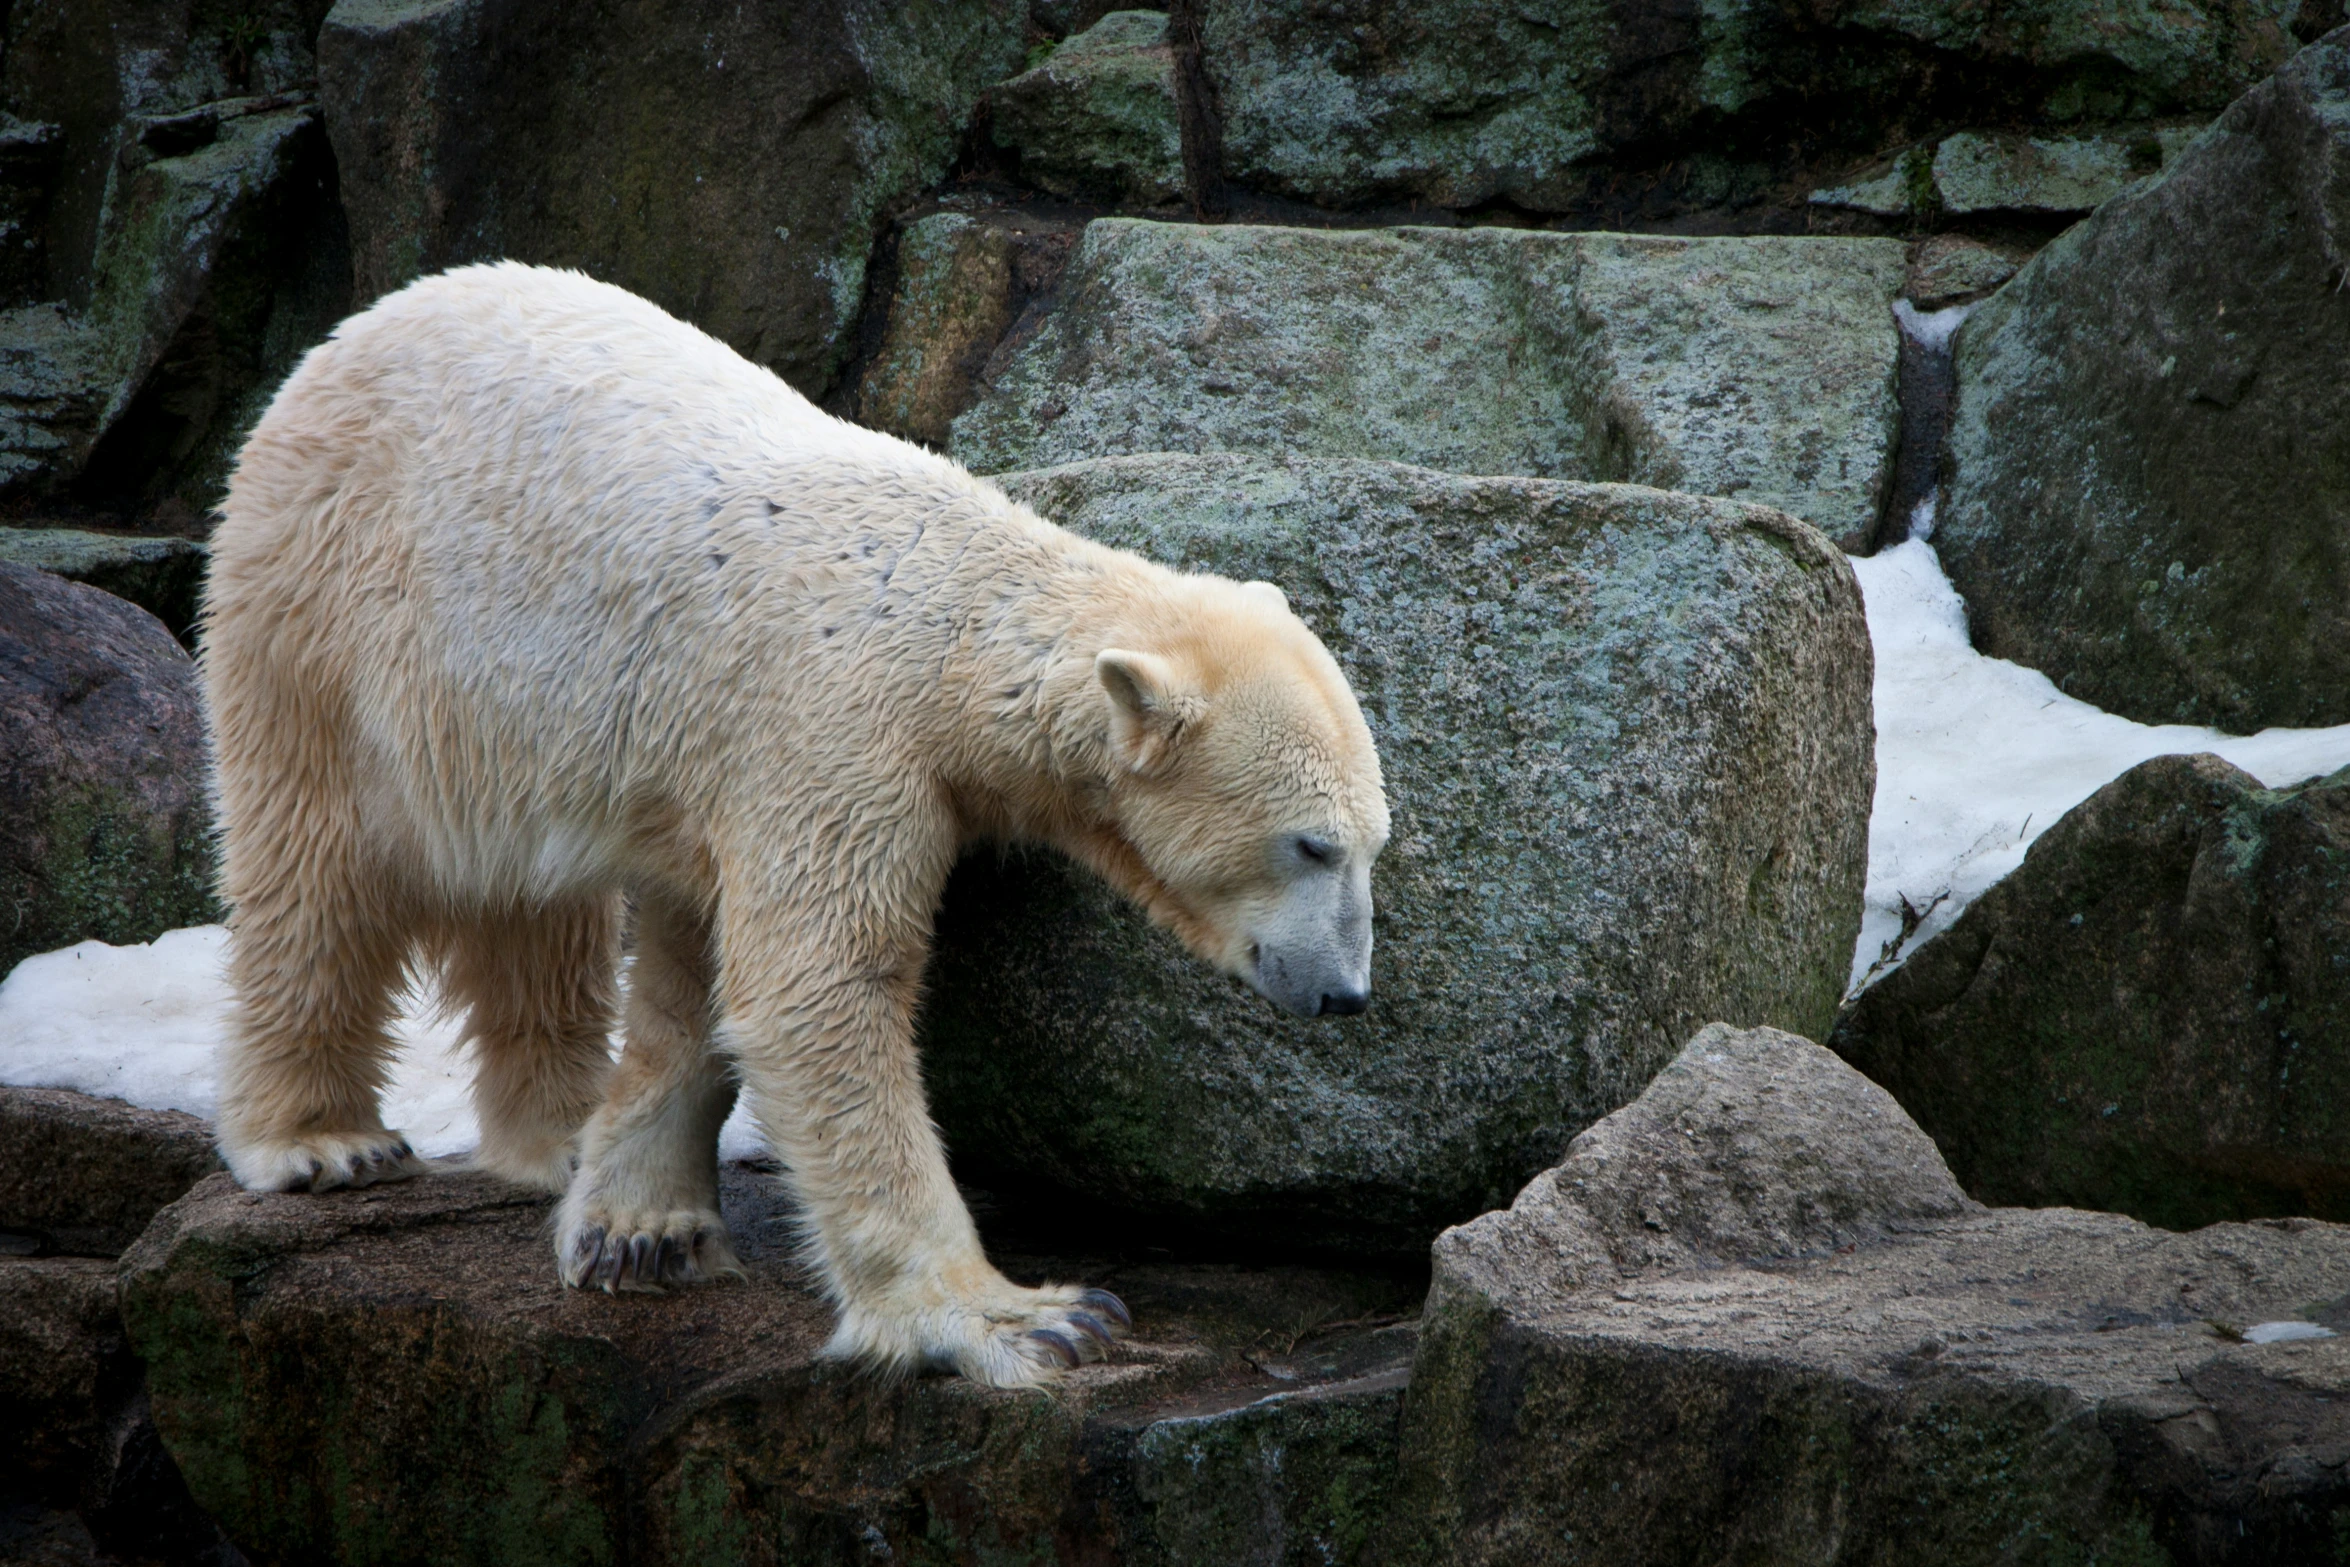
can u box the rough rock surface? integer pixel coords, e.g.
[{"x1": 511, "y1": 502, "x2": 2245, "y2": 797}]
[
  {"x1": 949, "y1": 221, "x2": 1905, "y2": 549},
  {"x1": 1905, "y1": 234, "x2": 2026, "y2": 307},
  {"x1": 1937, "y1": 28, "x2": 2350, "y2": 731},
  {"x1": 1833, "y1": 754, "x2": 2350, "y2": 1231},
  {"x1": 0, "y1": 1086, "x2": 222, "y2": 1257},
  {"x1": 1389, "y1": 1024, "x2": 2350, "y2": 1566},
  {"x1": 992, "y1": 10, "x2": 1185, "y2": 204},
  {"x1": 0, "y1": 565, "x2": 218, "y2": 975},
  {"x1": 0, "y1": 529, "x2": 208, "y2": 645},
  {"x1": 854, "y1": 213, "x2": 1023, "y2": 450},
  {"x1": 122, "y1": 1165, "x2": 1421, "y2": 1567},
  {"x1": 1198, "y1": 0, "x2": 2301, "y2": 213},
  {"x1": 916, "y1": 455, "x2": 1873, "y2": 1250},
  {"x1": 318, "y1": 0, "x2": 1025, "y2": 398},
  {"x1": 0, "y1": 1256, "x2": 129, "y2": 1506},
  {"x1": 1931, "y1": 123, "x2": 2201, "y2": 213}
]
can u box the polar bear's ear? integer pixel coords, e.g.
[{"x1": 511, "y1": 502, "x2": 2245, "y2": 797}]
[
  {"x1": 1240, "y1": 580, "x2": 1288, "y2": 614},
  {"x1": 1096, "y1": 649, "x2": 1195, "y2": 775}
]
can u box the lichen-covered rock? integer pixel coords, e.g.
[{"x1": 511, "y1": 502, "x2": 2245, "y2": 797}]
[
  {"x1": 917, "y1": 455, "x2": 1873, "y2": 1251},
  {"x1": 0, "y1": 1086, "x2": 221, "y2": 1257},
  {"x1": 1930, "y1": 123, "x2": 2192, "y2": 213},
  {"x1": 1388, "y1": 1023, "x2": 2350, "y2": 1566},
  {"x1": 949, "y1": 221, "x2": 1905, "y2": 549},
  {"x1": 1937, "y1": 28, "x2": 2350, "y2": 731},
  {"x1": 992, "y1": 10, "x2": 1184, "y2": 204},
  {"x1": 1832, "y1": 754, "x2": 2350, "y2": 1230},
  {"x1": 0, "y1": 529, "x2": 208, "y2": 644},
  {"x1": 0, "y1": 565, "x2": 219, "y2": 975},
  {"x1": 1199, "y1": 0, "x2": 2301, "y2": 213},
  {"x1": 122, "y1": 1164, "x2": 1420, "y2": 1566},
  {"x1": 318, "y1": 0, "x2": 1025, "y2": 398}
]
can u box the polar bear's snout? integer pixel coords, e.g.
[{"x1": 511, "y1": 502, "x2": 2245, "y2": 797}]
[{"x1": 1249, "y1": 851, "x2": 1375, "y2": 1018}]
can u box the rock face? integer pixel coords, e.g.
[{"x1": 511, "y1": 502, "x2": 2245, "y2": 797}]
[
  {"x1": 916, "y1": 455, "x2": 1873, "y2": 1251},
  {"x1": 1198, "y1": 0, "x2": 2298, "y2": 214},
  {"x1": 317, "y1": 0, "x2": 1025, "y2": 398},
  {"x1": 0, "y1": 529, "x2": 208, "y2": 645},
  {"x1": 122, "y1": 1165, "x2": 1421, "y2": 1566},
  {"x1": 992, "y1": 10, "x2": 1185, "y2": 204},
  {"x1": 1389, "y1": 1023, "x2": 2350, "y2": 1566},
  {"x1": 0, "y1": 565, "x2": 219, "y2": 975},
  {"x1": 1812, "y1": 123, "x2": 2204, "y2": 219},
  {"x1": 1937, "y1": 28, "x2": 2350, "y2": 732},
  {"x1": 0, "y1": 1086, "x2": 222, "y2": 1257},
  {"x1": 1833, "y1": 754, "x2": 2350, "y2": 1230},
  {"x1": 0, "y1": 1, "x2": 351, "y2": 514},
  {"x1": 948, "y1": 221, "x2": 1905, "y2": 549}
]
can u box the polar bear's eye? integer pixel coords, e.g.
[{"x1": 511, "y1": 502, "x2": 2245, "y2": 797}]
[{"x1": 1293, "y1": 835, "x2": 1335, "y2": 865}]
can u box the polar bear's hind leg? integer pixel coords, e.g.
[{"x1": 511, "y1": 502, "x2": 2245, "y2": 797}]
[
  {"x1": 445, "y1": 895, "x2": 622, "y2": 1193},
  {"x1": 555, "y1": 893, "x2": 743, "y2": 1291}
]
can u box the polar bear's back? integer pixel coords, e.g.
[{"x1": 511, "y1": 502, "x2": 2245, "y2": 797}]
[{"x1": 204, "y1": 263, "x2": 1033, "y2": 895}]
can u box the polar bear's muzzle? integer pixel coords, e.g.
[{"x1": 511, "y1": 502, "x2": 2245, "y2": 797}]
[{"x1": 1248, "y1": 862, "x2": 1375, "y2": 1019}]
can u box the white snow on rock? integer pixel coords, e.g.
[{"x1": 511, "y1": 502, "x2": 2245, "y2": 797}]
[
  {"x1": 0, "y1": 926, "x2": 767, "y2": 1161},
  {"x1": 7, "y1": 538, "x2": 2350, "y2": 1149},
  {"x1": 1851, "y1": 538, "x2": 2350, "y2": 994}
]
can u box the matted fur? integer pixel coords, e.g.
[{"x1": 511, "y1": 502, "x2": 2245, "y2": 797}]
[{"x1": 201, "y1": 262, "x2": 1386, "y2": 1386}]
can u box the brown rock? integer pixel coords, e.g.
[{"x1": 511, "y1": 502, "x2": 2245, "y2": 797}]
[
  {"x1": 0, "y1": 1256, "x2": 127, "y2": 1505},
  {"x1": 0, "y1": 564, "x2": 219, "y2": 975},
  {"x1": 122, "y1": 1164, "x2": 1423, "y2": 1565},
  {"x1": 0, "y1": 1086, "x2": 221, "y2": 1257}
]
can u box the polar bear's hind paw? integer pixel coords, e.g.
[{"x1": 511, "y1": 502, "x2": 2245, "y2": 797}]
[
  {"x1": 557, "y1": 1206, "x2": 744, "y2": 1293},
  {"x1": 222, "y1": 1129, "x2": 427, "y2": 1193}
]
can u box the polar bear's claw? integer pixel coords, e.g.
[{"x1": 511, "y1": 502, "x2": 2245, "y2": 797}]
[
  {"x1": 1078, "y1": 1288, "x2": 1131, "y2": 1329},
  {"x1": 1030, "y1": 1328, "x2": 1082, "y2": 1368},
  {"x1": 558, "y1": 1207, "x2": 743, "y2": 1294}
]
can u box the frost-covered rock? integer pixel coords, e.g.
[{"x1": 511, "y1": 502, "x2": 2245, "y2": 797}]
[
  {"x1": 919, "y1": 455, "x2": 1873, "y2": 1250},
  {"x1": 1834, "y1": 753, "x2": 2350, "y2": 1229},
  {"x1": 1937, "y1": 27, "x2": 2350, "y2": 731},
  {"x1": 1199, "y1": 0, "x2": 2298, "y2": 212},
  {"x1": 991, "y1": 10, "x2": 1184, "y2": 204},
  {"x1": 318, "y1": 0, "x2": 1026, "y2": 396},
  {"x1": 122, "y1": 1164, "x2": 1420, "y2": 1565},
  {"x1": 1389, "y1": 1023, "x2": 2350, "y2": 1566},
  {"x1": 0, "y1": 566, "x2": 217, "y2": 975},
  {"x1": 949, "y1": 221, "x2": 1905, "y2": 549}
]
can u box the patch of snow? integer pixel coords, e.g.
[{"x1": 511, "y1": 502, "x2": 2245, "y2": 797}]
[
  {"x1": 1849, "y1": 539, "x2": 2350, "y2": 993},
  {"x1": 0, "y1": 928, "x2": 768, "y2": 1162},
  {"x1": 2244, "y1": 1320, "x2": 2335, "y2": 1344},
  {"x1": 1893, "y1": 298, "x2": 1972, "y2": 353}
]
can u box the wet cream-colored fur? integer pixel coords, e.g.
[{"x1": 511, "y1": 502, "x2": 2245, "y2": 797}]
[{"x1": 203, "y1": 262, "x2": 1387, "y2": 1387}]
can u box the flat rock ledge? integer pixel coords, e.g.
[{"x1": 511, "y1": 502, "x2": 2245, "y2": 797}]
[
  {"x1": 0, "y1": 1084, "x2": 220, "y2": 1257},
  {"x1": 1388, "y1": 1025, "x2": 2350, "y2": 1567},
  {"x1": 118, "y1": 1165, "x2": 1420, "y2": 1567}
]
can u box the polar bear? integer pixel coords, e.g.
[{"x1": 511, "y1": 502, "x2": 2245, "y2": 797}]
[{"x1": 200, "y1": 262, "x2": 1387, "y2": 1385}]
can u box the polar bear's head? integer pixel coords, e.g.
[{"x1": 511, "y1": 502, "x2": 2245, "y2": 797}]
[{"x1": 1093, "y1": 578, "x2": 1388, "y2": 1019}]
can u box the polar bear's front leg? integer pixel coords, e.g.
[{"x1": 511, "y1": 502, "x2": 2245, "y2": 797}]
[
  {"x1": 726, "y1": 954, "x2": 1130, "y2": 1387},
  {"x1": 555, "y1": 896, "x2": 744, "y2": 1291}
]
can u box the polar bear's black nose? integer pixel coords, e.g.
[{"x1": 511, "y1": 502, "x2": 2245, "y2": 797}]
[{"x1": 1318, "y1": 987, "x2": 1370, "y2": 1016}]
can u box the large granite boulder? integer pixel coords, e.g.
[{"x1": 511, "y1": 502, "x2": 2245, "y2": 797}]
[
  {"x1": 917, "y1": 455, "x2": 1873, "y2": 1252},
  {"x1": 1833, "y1": 754, "x2": 2350, "y2": 1231},
  {"x1": 0, "y1": 565, "x2": 219, "y2": 975},
  {"x1": 1937, "y1": 27, "x2": 2350, "y2": 732},
  {"x1": 992, "y1": 9, "x2": 1185, "y2": 204},
  {"x1": 318, "y1": 0, "x2": 1026, "y2": 398},
  {"x1": 122, "y1": 1164, "x2": 1420, "y2": 1566},
  {"x1": 1196, "y1": 0, "x2": 2304, "y2": 214},
  {"x1": 1389, "y1": 1023, "x2": 2350, "y2": 1566},
  {"x1": 0, "y1": 1086, "x2": 221, "y2": 1257},
  {"x1": 947, "y1": 221, "x2": 1905, "y2": 550}
]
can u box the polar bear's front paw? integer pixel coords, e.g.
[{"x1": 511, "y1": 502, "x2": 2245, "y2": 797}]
[
  {"x1": 222, "y1": 1128, "x2": 426, "y2": 1192},
  {"x1": 556, "y1": 1203, "x2": 744, "y2": 1293},
  {"x1": 829, "y1": 1280, "x2": 1133, "y2": 1388}
]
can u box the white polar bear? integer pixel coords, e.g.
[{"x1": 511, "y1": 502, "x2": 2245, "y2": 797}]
[{"x1": 200, "y1": 262, "x2": 1388, "y2": 1386}]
